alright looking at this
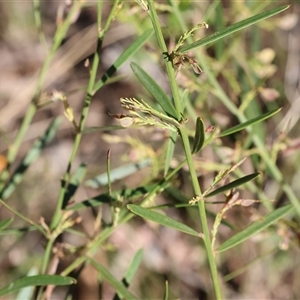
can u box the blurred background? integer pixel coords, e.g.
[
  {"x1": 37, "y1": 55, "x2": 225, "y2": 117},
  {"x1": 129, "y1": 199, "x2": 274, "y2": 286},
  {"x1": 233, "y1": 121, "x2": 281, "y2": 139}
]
[{"x1": 0, "y1": 1, "x2": 300, "y2": 299}]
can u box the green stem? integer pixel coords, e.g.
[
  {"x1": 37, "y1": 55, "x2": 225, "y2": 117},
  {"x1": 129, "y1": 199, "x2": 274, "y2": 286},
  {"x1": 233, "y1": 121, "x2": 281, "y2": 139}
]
[
  {"x1": 0, "y1": 199, "x2": 46, "y2": 236},
  {"x1": 197, "y1": 44, "x2": 300, "y2": 216},
  {"x1": 172, "y1": 0, "x2": 300, "y2": 216},
  {"x1": 50, "y1": 0, "x2": 107, "y2": 231},
  {"x1": 178, "y1": 127, "x2": 200, "y2": 194},
  {"x1": 147, "y1": 0, "x2": 222, "y2": 298},
  {"x1": 0, "y1": 3, "x2": 82, "y2": 188},
  {"x1": 40, "y1": 238, "x2": 55, "y2": 274},
  {"x1": 47, "y1": 1, "x2": 120, "y2": 276},
  {"x1": 60, "y1": 160, "x2": 186, "y2": 277},
  {"x1": 178, "y1": 126, "x2": 222, "y2": 298},
  {"x1": 33, "y1": 0, "x2": 47, "y2": 47},
  {"x1": 147, "y1": 0, "x2": 182, "y2": 120}
]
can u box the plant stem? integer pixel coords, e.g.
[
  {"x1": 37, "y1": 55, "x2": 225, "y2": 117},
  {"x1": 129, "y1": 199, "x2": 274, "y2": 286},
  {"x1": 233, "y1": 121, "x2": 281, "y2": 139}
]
[
  {"x1": 0, "y1": 199, "x2": 46, "y2": 236},
  {"x1": 169, "y1": 0, "x2": 300, "y2": 216},
  {"x1": 60, "y1": 160, "x2": 186, "y2": 277},
  {"x1": 50, "y1": 0, "x2": 115, "y2": 231},
  {"x1": 33, "y1": 0, "x2": 47, "y2": 48},
  {"x1": 146, "y1": 0, "x2": 182, "y2": 120},
  {"x1": 147, "y1": 0, "x2": 222, "y2": 298},
  {"x1": 0, "y1": 2, "x2": 82, "y2": 188},
  {"x1": 46, "y1": 1, "x2": 120, "y2": 276},
  {"x1": 41, "y1": 238, "x2": 55, "y2": 274}
]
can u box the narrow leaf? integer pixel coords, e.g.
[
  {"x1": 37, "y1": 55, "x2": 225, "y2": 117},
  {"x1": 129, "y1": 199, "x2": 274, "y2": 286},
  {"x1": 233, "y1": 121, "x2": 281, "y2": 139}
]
[
  {"x1": 217, "y1": 204, "x2": 293, "y2": 252},
  {"x1": 218, "y1": 108, "x2": 282, "y2": 137},
  {"x1": 205, "y1": 173, "x2": 260, "y2": 198},
  {"x1": 130, "y1": 62, "x2": 178, "y2": 119},
  {"x1": 113, "y1": 249, "x2": 144, "y2": 300},
  {"x1": 0, "y1": 217, "x2": 14, "y2": 231},
  {"x1": 68, "y1": 183, "x2": 158, "y2": 211},
  {"x1": 179, "y1": 5, "x2": 290, "y2": 52},
  {"x1": 158, "y1": 187, "x2": 235, "y2": 230},
  {"x1": 0, "y1": 226, "x2": 37, "y2": 236},
  {"x1": 16, "y1": 268, "x2": 38, "y2": 300},
  {"x1": 192, "y1": 117, "x2": 205, "y2": 154},
  {"x1": 124, "y1": 249, "x2": 143, "y2": 284},
  {"x1": 90, "y1": 259, "x2": 137, "y2": 300},
  {"x1": 0, "y1": 117, "x2": 61, "y2": 200},
  {"x1": 85, "y1": 159, "x2": 151, "y2": 188},
  {"x1": 0, "y1": 275, "x2": 76, "y2": 297},
  {"x1": 94, "y1": 29, "x2": 154, "y2": 93},
  {"x1": 83, "y1": 125, "x2": 125, "y2": 134},
  {"x1": 164, "y1": 132, "x2": 177, "y2": 176},
  {"x1": 70, "y1": 163, "x2": 86, "y2": 185},
  {"x1": 62, "y1": 163, "x2": 86, "y2": 209},
  {"x1": 127, "y1": 204, "x2": 199, "y2": 236}
]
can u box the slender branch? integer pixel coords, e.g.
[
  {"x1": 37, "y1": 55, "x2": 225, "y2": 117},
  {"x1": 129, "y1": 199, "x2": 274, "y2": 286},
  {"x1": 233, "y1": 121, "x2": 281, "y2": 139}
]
[{"x1": 146, "y1": 0, "x2": 222, "y2": 298}]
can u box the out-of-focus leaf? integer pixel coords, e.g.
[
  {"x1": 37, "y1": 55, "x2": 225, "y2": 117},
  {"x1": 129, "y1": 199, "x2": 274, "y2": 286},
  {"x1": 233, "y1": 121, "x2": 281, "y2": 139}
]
[
  {"x1": 63, "y1": 163, "x2": 86, "y2": 209},
  {"x1": 0, "y1": 117, "x2": 61, "y2": 200},
  {"x1": 0, "y1": 226, "x2": 36, "y2": 236},
  {"x1": 0, "y1": 217, "x2": 14, "y2": 231},
  {"x1": 94, "y1": 29, "x2": 153, "y2": 93},
  {"x1": 164, "y1": 132, "x2": 177, "y2": 176},
  {"x1": 82, "y1": 125, "x2": 125, "y2": 134},
  {"x1": 90, "y1": 259, "x2": 137, "y2": 300},
  {"x1": 85, "y1": 159, "x2": 151, "y2": 188},
  {"x1": 68, "y1": 183, "x2": 159, "y2": 211},
  {"x1": 0, "y1": 275, "x2": 76, "y2": 297},
  {"x1": 124, "y1": 249, "x2": 143, "y2": 284},
  {"x1": 16, "y1": 268, "x2": 38, "y2": 300},
  {"x1": 113, "y1": 249, "x2": 143, "y2": 300}
]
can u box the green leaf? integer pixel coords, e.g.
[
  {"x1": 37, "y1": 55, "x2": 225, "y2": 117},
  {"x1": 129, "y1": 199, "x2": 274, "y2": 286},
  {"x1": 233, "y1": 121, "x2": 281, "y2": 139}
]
[
  {"x1": 217, "y1": 204, "x2": 293, "y2": 252},
  {"x1": 130, "y1": 62, "x2": 178, "y2": 119},
  {"x1": 127, "y1": 204, "x2": 199, "y2": 236},
  {"x1": 0, "y1": 226, "x2": 37, "y2": 236},
  {"x1": 179, "y1": 5, "x2": 290, "y2": 53},
  {"x1": 63, "y1": 163, "x2": 86, "y2": 209},
  {"x1": 0, "y1": 275, "x2": 76, "y2": 297},
  {"x1": 0, "y1": 117, "x2": 61, "y2": 200},
  {"x1": 94, "y1": 29, "x2": 154, "y2": 93},
  {"x1": 164, "y1": 132, "x2": 177, "y2": 176},
  {"x1": 113, "y1": 249, "x2": 144, "y2": 300},
  {"x1": 70, "y1": 164, "x2": 86, "y2": 185},
  {"x1": 163, "y1": 187, "x2": 235, "y2": 230},
  {"x1": 85, "y1": 159, "x2": 151, "y2": 188},
  {"x1": 16, "y1": 268, "x2": 38, "y2": 300},
  {"x1": 124, "y1": 249, "x2": 143, "y2": 284},
  {"x1": 218, "y1": 108, "x2": 282, "y2": 137},
  {"x1": 0, "y1": 217, "x2": 14, "y2": 231},
  {"x1": 90, "y1": 259, "x2": 137, "y2": 300},
  {"x1": 192, "y1": 117, "x2": 205, "y2": 154},
  {"x1": 68, "y1": 183, "x2": 158, "y2": 211},
  {"x1": 205, "y1": 173, "x2": 260, "y2": 198},
  {"x1": 82, "y1": 125, "x2": 125, "y2": 134}
]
